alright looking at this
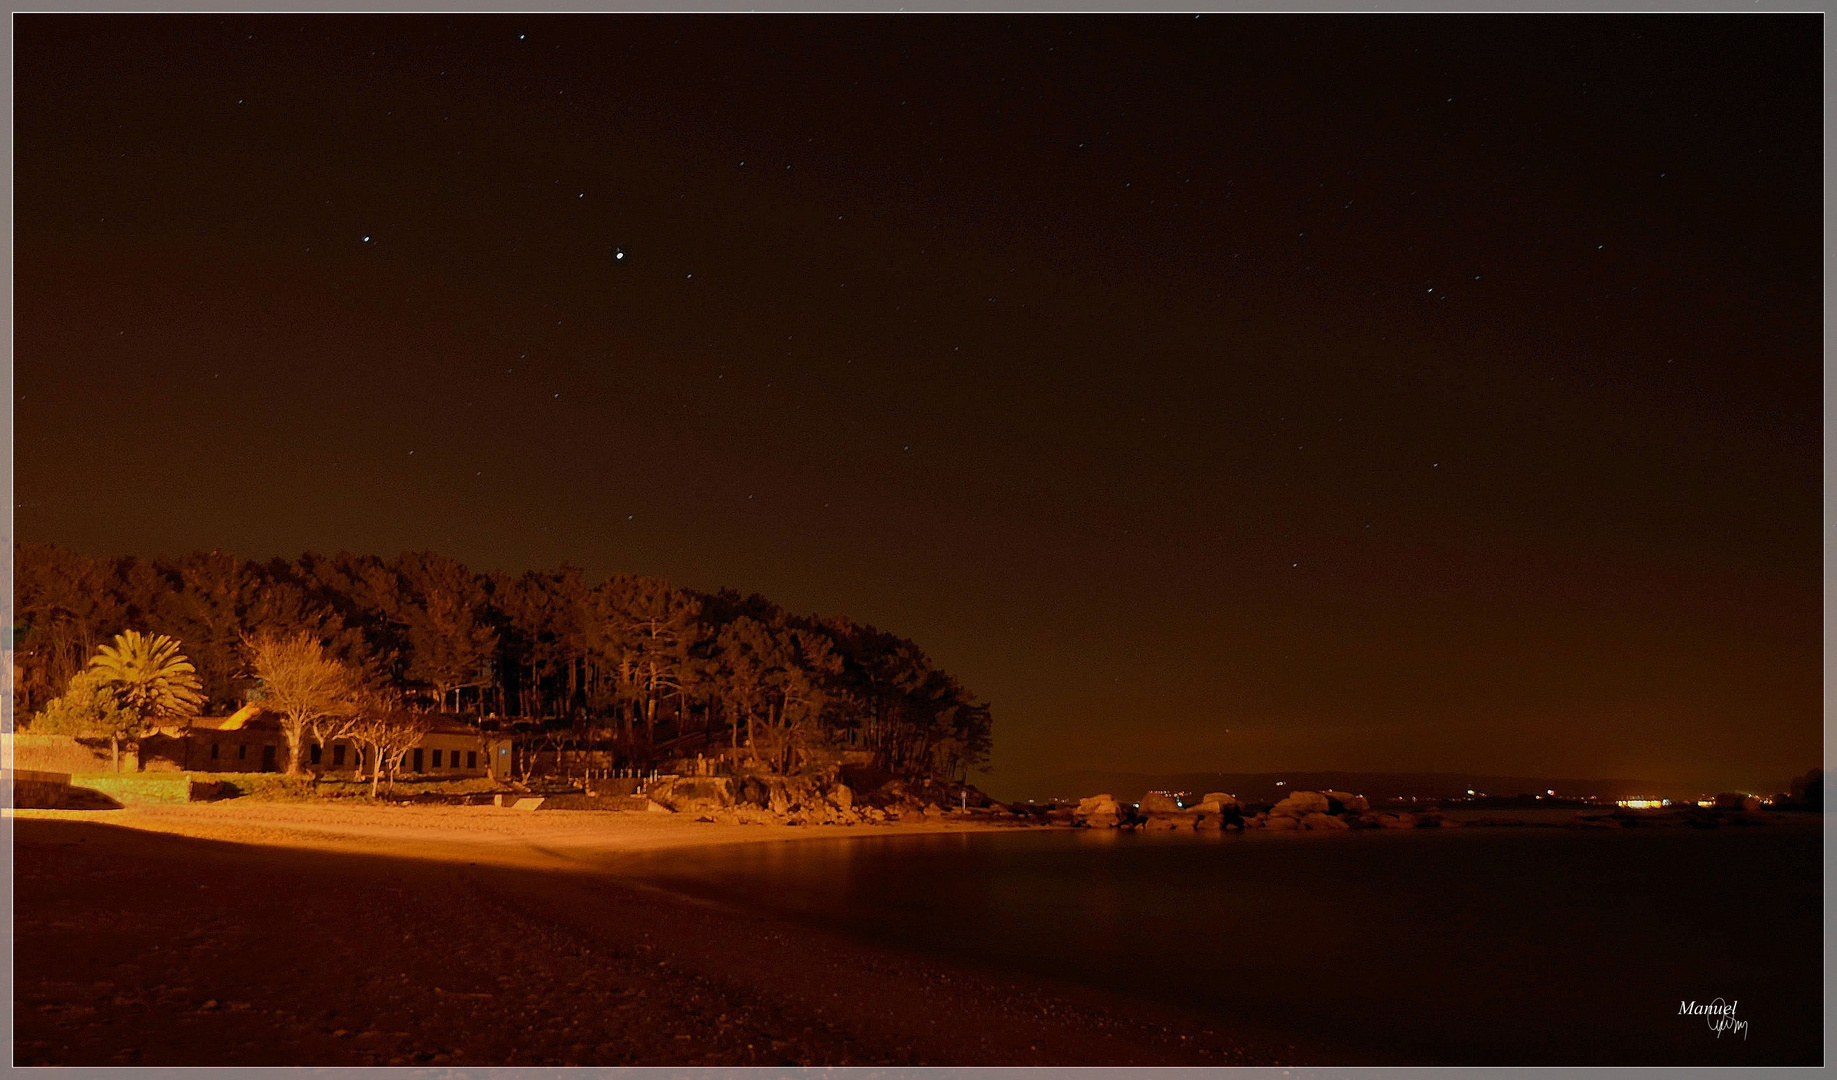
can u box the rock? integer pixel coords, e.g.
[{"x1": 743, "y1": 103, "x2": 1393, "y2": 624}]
[
  {"x1": 925, "y1": 802, "x2": 944, "y2": 815},
  {"x1": 1197, "y1": 792, "x2": 1238, "y2": 811},
  {"x1": 644, "y1": 799, "x2": 673, "y2": 813},
  {"x1": 830, "y1": 784, "x2": 854, "y2": 810},
  {"x1": 1194, "y1": 812, "x2": 1223, "y2": 830},
  {"x1": 1300, "y1": 812, "x2": 1351, "y2": 831},
  {"x1": 1376, "y1": 812, "x2": 1417, "y2": 828},
  {"x1": 1324, "y1": 790, "x2": 1369, "y2": 813},
  {"x1": 1139, "y1": 791, "x2": 1182, "y2": 813},
  {"x1": 1143, "y1": 812, "x2": 1199, "y2": 830},
  {"x1": 1264, "y1": 813, "x2": 1298, "y2": 830},
  {"x1": 1074, "y1": 793, "x2": 1126, "y2": 828},
  {"x1": 1270, "y1": 791, "x2": 1331, "y2": 818},
  {"x1": 651, "y1": 776, "x2": 735, "y2": 814}
]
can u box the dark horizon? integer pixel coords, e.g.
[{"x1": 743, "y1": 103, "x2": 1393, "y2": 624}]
[{"x1": 15, "y1": 15, "x2": 1821, "y2": 795}]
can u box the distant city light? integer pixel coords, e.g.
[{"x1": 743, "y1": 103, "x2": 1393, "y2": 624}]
[
  {"x1": 1617, "y1": 798, "x2": 1665, "y2": 810},
  {"x1": 1466, "y1": 789, "x2": 1475, "y2": 796}
]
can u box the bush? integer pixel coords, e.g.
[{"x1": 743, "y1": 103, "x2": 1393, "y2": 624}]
[
  {"x1": 207, "y1": 773, "x2": 321, "y2": 801},
  {"x1": 71, "y1": 773, "x2": 197, "y2": 804}
]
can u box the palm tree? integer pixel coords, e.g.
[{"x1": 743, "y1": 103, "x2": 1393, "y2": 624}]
[{"x1": 87, "y1": 630, "x2": 206, "y2": 771}]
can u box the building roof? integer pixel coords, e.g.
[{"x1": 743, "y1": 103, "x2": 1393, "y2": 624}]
[
  {"x1": 173, "y1": 707, "x2": 485, "y2": 738},
  {"x1": 184, "y1": 705, "x2": 278, "y2": 732}
]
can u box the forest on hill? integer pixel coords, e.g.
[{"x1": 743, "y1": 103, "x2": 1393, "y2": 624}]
[{"x1": 12, "y1": 544, "x2": 993, "y2": 780}]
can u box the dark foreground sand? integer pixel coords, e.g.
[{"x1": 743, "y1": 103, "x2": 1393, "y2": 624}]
[{"x1": 14, "y1": 814, "x2": 1292, "y2": 1067}]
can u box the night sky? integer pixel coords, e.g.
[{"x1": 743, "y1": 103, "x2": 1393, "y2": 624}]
[{"x1": 16, "y1": 16, "x2": 1821, "y2": 795}]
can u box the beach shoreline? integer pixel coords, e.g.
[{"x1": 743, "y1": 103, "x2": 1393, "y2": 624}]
[
  {"x1": 11, "y1": 806, "x2": 1294, "y2": 1067},
  {"x1": 7, "y1": 799, "x2": 1048, "y2": 871}
]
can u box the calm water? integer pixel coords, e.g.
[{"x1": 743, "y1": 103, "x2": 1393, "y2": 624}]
[{"x1": 620, "y1": 823, "x2": 1823, "y2": 1064}]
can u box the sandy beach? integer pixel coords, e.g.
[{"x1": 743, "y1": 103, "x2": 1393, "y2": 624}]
[{"x1": 12, "y1": 804, "x2": 1288, "y2": 1067}]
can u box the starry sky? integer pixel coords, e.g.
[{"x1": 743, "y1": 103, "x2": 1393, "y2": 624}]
[{"x1": 15, "y1": 15, "x2": 1822, "y2": 795}]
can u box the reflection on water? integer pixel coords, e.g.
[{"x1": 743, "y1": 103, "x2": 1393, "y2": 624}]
[{"x1": 622, "y1": 825, "x2": 1822, "y2": 1064}]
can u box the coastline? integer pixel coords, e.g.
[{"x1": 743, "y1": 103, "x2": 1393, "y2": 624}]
[
  {"x1": 12, "y1": 809, "x2": 1294, "y2": 1067},
  {"x1": 6, "y1": 800, "x2": 1043, "y2": 872}
]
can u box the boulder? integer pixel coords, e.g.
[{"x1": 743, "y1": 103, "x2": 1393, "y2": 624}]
[
  {"x1": 1376, "y1": 812, "x2": 1417, "y2": 829},
  {"x1": 1264, "y1": 813, "x2": 1299, "y2": 830},
  {"x1": 1323, "y1": 790, "x2": 1369, "y2": 813},
  {"x1": 1138, "y1": 791, "x2": 1182, "y2": 813},
  {"x1": 652, "y1": 776, "x2": 735, "y2": 813},
  {"x1": 1197, "y1": 792, "x2": 1238, "y2": 811},
  {"x1": 1074, "y1": 793, "x2": 1126, "y2": 828},
  {"x1": 830, "y1": 783, "x2": 854, "y2": 810},
  {"x1": 1270, "y1": 791, "x2": 1331, "y2": 818},
  {"x1": 1143, "y1": 811, "x2": 1199, "y2": 830},
  {"x1": 1300, "y1": 812, "x2": 1351, "y2": 831}
]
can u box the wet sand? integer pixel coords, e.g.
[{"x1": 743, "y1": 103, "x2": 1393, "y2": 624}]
[{"x1": 12, "y1": 806, "x2": 1289, "y2": 1067}]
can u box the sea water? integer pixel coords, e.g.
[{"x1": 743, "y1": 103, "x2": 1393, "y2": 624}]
[{"x1": 621, "y1": 822, "x2": 1822, "y2": 1064}]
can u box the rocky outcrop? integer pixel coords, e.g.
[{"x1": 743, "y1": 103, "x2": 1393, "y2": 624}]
[
  {"x1": 1300, "y1": 812, "x2": 1351, "y2": 831},
  {"x1": 1323, "y1": 790, "x2": 1369, "y2": 814},
  {"x1": 1269, "y1": 791, "x2": 1331, "y2": 818},
  {"x1": 1074, "y1": 793, "x2": 1124, "y2": 828},
  {"x1": 649, "y1": 776, "x2": 735, "y2": 814},
  {"x1": 1138, "y1": 791, "x2": 1182, "y2": 813}
]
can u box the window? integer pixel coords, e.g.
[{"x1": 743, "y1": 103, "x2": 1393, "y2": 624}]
[
  {"x1": 412, "y1": 748, "x2": 423, "y2": 773},
  {"x1": 211, "y1": 743, "x2": 220, "y2": 760},
  {"x1": 333, "y1": 745, "x2": 346, "y2": 767},
  {"x1": 310, "y1": 744, "x2": 322, "y2": 765},
  {"x1": 467, "y1": 751, "x2": 477, "y2": 769},
  {"x1": 238, "y1": 744, "x2": 247, "y2": 760},
  {"x1": 431, "y1": 749, "x2": 443, "y2": 768}
]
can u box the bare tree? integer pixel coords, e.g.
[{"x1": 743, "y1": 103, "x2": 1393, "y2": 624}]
[
  {"x1": 348, "y1": 710, "x2": 432, "y2": 797},
  {"x1": 245, "y1": 632, "x2": 355, "y2": 775}
]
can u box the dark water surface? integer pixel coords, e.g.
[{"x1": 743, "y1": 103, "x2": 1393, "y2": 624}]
[{"x1": 620, "y1": 823, "x2": 1822, "y2": 1064}]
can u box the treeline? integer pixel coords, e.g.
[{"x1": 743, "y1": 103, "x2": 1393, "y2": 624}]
[{"x1": 12, "y1": 544, "x2": 993, "y2": 780}]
